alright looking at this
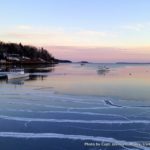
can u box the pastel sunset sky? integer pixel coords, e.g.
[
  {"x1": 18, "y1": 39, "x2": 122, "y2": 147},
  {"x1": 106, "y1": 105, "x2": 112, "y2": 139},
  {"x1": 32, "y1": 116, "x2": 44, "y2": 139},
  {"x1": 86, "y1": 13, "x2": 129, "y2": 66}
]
[{"x1": 0, "y1": 0, "x2": 150, "y2": 62}]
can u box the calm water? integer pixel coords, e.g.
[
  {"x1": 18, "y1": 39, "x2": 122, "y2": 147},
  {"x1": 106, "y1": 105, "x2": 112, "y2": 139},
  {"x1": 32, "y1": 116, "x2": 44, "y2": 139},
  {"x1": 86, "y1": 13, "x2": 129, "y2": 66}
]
[{"x1": 0, "y1": 63, "x2": 150, "y2": 150}]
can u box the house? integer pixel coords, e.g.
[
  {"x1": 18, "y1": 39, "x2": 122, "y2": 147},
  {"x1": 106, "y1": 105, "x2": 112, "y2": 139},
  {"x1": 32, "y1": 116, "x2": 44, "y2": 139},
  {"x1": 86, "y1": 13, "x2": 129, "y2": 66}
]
[{"x1": 7, "y1": 54, "x2": 20, "y2": 62}]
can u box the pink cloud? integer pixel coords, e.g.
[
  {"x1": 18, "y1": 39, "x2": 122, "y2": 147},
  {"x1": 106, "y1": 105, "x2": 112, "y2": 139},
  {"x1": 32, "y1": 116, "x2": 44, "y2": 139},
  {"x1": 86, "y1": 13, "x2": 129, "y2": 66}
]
[{"x1": 46, "y1": 46, "x2": 150, "y2": 62}]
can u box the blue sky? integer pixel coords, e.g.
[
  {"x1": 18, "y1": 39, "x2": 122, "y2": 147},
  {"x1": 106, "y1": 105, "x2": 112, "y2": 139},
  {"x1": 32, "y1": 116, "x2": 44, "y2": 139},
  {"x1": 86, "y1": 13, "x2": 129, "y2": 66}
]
[
  {"x1": 0, "y1": 0, "x2": 149, "y2": 28},
  {"x1": 0, "y1": 0, "x2": 150, "y2": 62}
]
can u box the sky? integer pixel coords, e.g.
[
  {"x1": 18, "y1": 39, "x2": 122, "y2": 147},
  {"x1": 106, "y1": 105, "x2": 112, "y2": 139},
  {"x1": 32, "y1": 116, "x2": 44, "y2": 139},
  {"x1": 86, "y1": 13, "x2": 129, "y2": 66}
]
[{"x1": 0, "y1": 0, "x2": 150, "y2": 62}]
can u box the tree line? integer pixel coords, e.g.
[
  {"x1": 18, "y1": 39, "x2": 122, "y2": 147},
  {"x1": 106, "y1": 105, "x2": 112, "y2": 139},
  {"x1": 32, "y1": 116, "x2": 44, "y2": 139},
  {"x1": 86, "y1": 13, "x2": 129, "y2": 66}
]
[{"x1": 0, "y1": 41, "x2": 55, "y2": 63}]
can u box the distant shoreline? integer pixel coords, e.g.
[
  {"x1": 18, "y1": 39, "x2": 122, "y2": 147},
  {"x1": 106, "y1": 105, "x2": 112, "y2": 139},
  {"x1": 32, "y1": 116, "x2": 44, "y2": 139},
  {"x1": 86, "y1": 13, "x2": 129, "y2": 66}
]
[{"x1": 116, "y1": 62, "x2": 150, "y2": 64}]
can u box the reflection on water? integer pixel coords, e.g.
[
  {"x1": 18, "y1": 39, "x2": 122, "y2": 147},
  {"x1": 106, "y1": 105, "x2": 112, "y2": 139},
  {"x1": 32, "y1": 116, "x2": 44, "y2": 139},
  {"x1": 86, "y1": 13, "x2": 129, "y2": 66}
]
[
  {"x1": 1, "y1": 63, "x2": 150, "y2": 101},
  {"x1": 28, "y1": 65, "x2": 54, "y2": 81},
  {"x1": 7, "y1": 77, "x2": 29, "y2": 85},
  {"x1": 29, "y1": 75, "x2": 48, "y2": 81},
  {"x1": 16, "y1": 63, "x2": 149, "y2": 102},
  {"x1": 97, "y1": 69, "x2": 110, "y2": 76},
  {"x1": 26, "y1": 66, "x2": 54, "y2": 73}
]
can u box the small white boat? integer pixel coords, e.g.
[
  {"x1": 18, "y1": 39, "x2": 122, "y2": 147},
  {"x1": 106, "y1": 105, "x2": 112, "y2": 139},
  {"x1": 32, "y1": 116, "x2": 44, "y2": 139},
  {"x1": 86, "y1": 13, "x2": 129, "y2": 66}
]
[
  {"x1": 98, "y1": 66, "x2": 109, "y2": 71},
  {"x1": 7, "y1": 69, "x2": 29, "y2": 80}
]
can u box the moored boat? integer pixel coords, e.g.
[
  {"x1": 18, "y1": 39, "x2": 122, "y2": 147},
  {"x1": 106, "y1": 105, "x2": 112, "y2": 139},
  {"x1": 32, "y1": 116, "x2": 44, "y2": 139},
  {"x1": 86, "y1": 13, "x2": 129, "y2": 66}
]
[{"x1": 7, "y1": 69, "x2": 29, "y2": 80}]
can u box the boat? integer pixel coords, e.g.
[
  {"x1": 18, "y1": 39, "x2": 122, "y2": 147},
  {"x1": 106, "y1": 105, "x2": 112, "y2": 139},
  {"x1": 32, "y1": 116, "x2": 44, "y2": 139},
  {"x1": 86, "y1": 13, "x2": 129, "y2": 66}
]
[
  {"x1": 98, "y1": 66, "x2": 109, "y2": 71},
  {"x1": 7, "y1": 69, "x2": 29, "y2": 80},
  {"x1": 97, "y1": 66, "x2": 110, "y2": 75}
]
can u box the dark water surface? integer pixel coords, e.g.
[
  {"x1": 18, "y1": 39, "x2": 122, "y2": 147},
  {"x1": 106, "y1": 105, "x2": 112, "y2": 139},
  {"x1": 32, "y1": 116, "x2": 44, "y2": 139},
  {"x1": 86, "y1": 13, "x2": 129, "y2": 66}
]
[{"x1": 0, "y1": 63, "x2": 150, "y2": 150}]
